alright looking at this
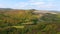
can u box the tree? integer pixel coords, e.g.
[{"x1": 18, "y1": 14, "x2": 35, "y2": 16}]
[{"x1": 40, "y1": 13, "x2": 59, "y2": 23}]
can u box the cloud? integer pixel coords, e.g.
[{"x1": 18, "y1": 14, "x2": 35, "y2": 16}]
[
  {"x1": 0, "y1": 4, "x2": 7, "y2": 8},
  {"x1": 29, "y1": 0, "x2": 55, "y2": 2},
  {"x1": 12, "y1": 2, "x2": 28, "y2": 9},
  {"x1": 0, "y1": 4, "x2": 4, "y2": 8},
  {"x1": 13, "y1": 2, "x2": 53, "y2": 9},
  {"x1": 39, "y1": 3, "x2": 55, "y2": 8},
  {"x1": 8, "y1": 0, "x2": 56, "y2": 10},
  {"x1": 28, "y1": 0, "x2": 56, "y2": 8},
  {"x1": 0, "y1": 0, "x2": 59, "y2": 11},
  {"x1": 29, "y1": 2, "x2": 45, "y2": 5}
]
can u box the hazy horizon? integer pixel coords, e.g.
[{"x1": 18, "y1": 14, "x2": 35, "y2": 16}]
[{"x1": 0, "y1": 0, "x2": 60, "y2": 11}]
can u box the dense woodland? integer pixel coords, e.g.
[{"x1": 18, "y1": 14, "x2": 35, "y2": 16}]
[{"x1": 0, "y1": 9, "x2": 60, "y2": 34}]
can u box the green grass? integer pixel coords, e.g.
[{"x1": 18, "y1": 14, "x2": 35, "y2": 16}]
[
  {"x1": 57, "y1": 32, "x2": 60, "y2": 34},
  {"x1": 12, "y1": 26, "x2": 24, "y2": 28}
]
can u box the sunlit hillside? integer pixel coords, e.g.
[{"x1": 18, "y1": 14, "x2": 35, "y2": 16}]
[{"x1": 0, "y1": 9, "x2": 60, "y2": 34}]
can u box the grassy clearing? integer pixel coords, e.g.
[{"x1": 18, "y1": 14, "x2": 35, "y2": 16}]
[{"x1": 12, "y1": 26, "x2": 24, "y2": 28}]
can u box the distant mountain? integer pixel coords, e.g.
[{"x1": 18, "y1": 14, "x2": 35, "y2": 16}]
[
  {"x1": 0, "y1": 8, "x2": 13, "y2": 10},
  {"x1": 0, "y1": 8, "x2": 59, "y2": 14},
  {"x1": 49, "y1": 11, "x2": 60, "y2": 13}
]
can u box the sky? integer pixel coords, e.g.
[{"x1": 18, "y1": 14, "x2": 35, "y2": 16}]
[{"x1": 0, "y1": 0, "x2": 60, "y2": 11}]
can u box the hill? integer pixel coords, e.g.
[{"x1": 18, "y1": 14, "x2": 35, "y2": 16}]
[{"x1": 0, "y1": 9, "x2": 60, "y2": 34}]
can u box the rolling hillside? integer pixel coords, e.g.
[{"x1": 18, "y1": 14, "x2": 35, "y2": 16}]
[{"x1": 0, "y1": 9, "x2": 60, "y2": 34}]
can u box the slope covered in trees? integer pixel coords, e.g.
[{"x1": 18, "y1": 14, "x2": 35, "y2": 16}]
[{"x1": 0, "y1": 9, "x2": 60, "y2": 34}]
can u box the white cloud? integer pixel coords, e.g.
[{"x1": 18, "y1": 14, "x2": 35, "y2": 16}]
[
  {"x1": 0, "y1": 0, "x2": 59, "y2": 11},
  {"x1": 29, "y1": 0, "x2": 54, "y2": 2},
  {"x1": 29, "y1": 0, "x2": 43, "y2": 2},
  {"x1": 12, "y1": 0, "x2": 56, "y2": 9},
  {"x1": 30, "y1": 2, "x2": 45, "y2": 5},
  {"x1": 39, "y1": 3, "x2": 55, "y2": 8},
  {"x1": 12, "y1": 2, "x2": 28, "y2": 9},
  {"x1": 28, "y1": 1, "x2": 55, "y2": 9},
  {"x1": 0, "y1": 4, "x2": 10, "y2": 8},
  {"x1": 0, "y1": 4, "x2": 4, "y2": 8},
  {"x1": 47, "y1": 0, "x2": 55, "y2": 1}
]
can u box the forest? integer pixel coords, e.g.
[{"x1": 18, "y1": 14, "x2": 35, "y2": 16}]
[{"x1": 0, "y1": 9, "x2": 60, "y2": 34}]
